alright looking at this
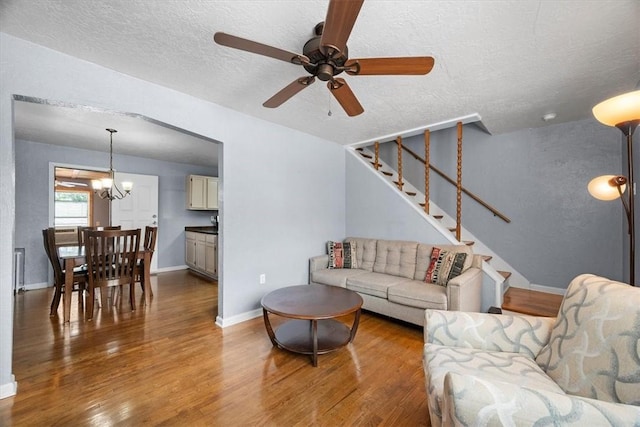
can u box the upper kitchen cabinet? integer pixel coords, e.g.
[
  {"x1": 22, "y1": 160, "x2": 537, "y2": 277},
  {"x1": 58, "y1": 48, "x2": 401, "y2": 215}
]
[{"x1": 187, "y1": 175, "x2": 218, "y2": 210}]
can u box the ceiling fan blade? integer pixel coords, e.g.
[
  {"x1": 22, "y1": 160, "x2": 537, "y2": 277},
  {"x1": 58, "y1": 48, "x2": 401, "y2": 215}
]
[
  {"x1": 345, "y1": 57, "x2": 435, "y2": 75},
  {"x1": 320, "y1": 0, "x2": 364, "y2": 57},
  {"x1": 214, "y1": 32, "x2": 309, "y2": 65},
  {"x1": 327, "y1": 78, "x2": 364, "y2": 117},
  {"x1": 263, "y1": 77, "x2": 316, "y2": 108},
  {"x1": 56, "y1": 180, "x2": 88, "y2": 188}
]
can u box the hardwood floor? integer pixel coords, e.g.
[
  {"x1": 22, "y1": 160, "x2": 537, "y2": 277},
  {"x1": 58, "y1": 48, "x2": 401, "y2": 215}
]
[{"x1": 1, "y1": 270, "x2": 430, "y2": 426}]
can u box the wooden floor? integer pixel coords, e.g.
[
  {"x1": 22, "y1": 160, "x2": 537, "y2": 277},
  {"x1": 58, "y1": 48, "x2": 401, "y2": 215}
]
[
  {"x1": 1, "y1": 270, "x2": 429, "y2": 426},
  {"x1": 502, "y1": 287, "x2": 564, "y2": 317}
]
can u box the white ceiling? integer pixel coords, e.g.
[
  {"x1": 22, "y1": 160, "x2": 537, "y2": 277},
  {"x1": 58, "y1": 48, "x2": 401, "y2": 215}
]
[
  {"x1": 13, "y1": 99, "x2": 220, "y2": 167},
  {"x1": 2, "y1": 0, "x2": 639, "y2": 165}
]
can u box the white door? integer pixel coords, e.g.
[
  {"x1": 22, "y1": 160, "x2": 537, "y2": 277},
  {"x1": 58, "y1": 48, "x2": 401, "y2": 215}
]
[{"x1": 111, "y1": 172, "x2": 159, "y2": 272}]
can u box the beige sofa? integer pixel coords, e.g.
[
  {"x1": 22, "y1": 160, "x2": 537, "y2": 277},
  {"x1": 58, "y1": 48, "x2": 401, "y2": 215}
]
[
  {"x1": 309, "y1": 237, "x2": 483, "y2": 326},
  {"x1": 423, "y1": 274, "x2": 640, "y2": 426}
]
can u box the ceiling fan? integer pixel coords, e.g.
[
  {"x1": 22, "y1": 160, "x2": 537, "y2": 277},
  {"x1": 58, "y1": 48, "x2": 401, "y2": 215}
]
[
  {"x1": 55, "y1": 180, "x2": 88, "y2": 188},
  {"x1": 213, "y1": 0, "x2": 434, "y2": 117}
]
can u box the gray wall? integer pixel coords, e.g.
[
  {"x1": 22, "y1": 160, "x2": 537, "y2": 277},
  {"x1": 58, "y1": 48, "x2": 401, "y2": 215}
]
[
  {"x1": 15, "y1": 139, "x2": 217, "y2": 287},
  {"x1": 1, "y1": 32, "x2": 346, "y2": 397},
  {"x1": 346, "y1": 151, "x2": 498, "y2": 311},
  {"x1": 377, "y1": 120, "x2": 627, "y2": 289}
]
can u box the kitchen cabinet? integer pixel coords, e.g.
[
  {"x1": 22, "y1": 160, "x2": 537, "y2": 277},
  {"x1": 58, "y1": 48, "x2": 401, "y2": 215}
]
[
  {"x1": 187, "y1": 175, "x2": 218, "y2": 210},
  {"x1": 185, "y1": 232, "x2": 197, "y2": 268},
  {"x1": 185, "y1": 231, "x2": 217, "y2": 279},
  {"x1": 204, "y1": 234, "x2": 217, "y2": 277}
]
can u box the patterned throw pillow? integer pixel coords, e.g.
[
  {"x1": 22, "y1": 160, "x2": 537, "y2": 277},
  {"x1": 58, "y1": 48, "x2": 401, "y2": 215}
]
[
  {"x1": 425, "y1": 247, "x2": 468, "y2": 286},
  {"x1": 327, "y1": 241, "x2": 357, "y2": 269}
]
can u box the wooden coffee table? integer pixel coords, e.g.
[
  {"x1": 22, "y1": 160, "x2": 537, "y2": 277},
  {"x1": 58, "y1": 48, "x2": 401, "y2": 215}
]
[{"x1": 261, "y1": 284, "x2": 363, "y2": 366}]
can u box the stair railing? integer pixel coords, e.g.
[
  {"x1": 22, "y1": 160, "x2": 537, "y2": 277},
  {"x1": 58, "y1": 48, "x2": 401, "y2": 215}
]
[
  {"x1": 424, "y1": 130, "x2": 430, "y2": 214},
  {"x1": 393, "y1": 133, "x2": 511, "y2": 224},
  {"x1": 395, "y1": 136, "x2": 404, "y2": 191},
  {"x1": 455, "y1": 122, "x2": 463, "y2": 240}
]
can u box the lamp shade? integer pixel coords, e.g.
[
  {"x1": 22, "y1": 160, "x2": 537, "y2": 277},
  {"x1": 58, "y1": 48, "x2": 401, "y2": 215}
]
[
  {"x1": 592, "y1": 90, "x2": 640, "y2": 127},
  {"x1": 588, "y1": 175, "x2": 626, "y2": 201}
]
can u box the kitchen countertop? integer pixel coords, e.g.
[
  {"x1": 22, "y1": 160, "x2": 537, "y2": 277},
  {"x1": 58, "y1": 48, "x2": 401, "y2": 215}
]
[{"x1": 185, "y1": 226, "x2": 218, "y2": 235}]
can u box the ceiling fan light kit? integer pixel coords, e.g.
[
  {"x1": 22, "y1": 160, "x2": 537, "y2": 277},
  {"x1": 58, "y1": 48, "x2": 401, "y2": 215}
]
[{"x1": 213, "y1": 0, "x2": 434, "y2": 117}]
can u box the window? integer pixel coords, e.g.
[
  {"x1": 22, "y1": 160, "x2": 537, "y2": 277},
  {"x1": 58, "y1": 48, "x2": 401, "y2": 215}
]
[{"x1": 54, "y1": 190, "x2": 91, "y2": 226}]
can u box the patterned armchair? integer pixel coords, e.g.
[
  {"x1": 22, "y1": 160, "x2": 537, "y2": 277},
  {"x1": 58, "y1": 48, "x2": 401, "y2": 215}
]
[{"x1": 423, "y1": 274, "x2": 640, "y2": 426}]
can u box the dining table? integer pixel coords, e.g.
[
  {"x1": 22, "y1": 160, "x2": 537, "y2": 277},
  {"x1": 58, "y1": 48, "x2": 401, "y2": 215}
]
[{"x1": 57, "y1": 245, "x2": 153, "y2": 322}]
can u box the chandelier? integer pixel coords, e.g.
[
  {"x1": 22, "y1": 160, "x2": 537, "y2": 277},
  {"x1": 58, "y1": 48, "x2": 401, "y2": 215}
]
[{"x1": 92, "y1": 128, "x2": 133, "y2": 201}]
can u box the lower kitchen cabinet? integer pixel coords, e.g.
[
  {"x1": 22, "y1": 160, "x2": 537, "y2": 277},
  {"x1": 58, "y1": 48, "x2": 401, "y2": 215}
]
[{"x1": 186, "y1": 231, "x2": 217, "y2": 279}]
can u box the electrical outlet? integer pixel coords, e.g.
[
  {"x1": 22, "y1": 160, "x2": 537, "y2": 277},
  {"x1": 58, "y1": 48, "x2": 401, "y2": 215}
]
[{"x1": 259, "y1": 274, "x2": 266, "y2": 284}]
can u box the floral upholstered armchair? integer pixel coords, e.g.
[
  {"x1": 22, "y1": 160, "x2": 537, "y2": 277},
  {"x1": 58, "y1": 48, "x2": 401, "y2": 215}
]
[{"x1": 422, "y1": 274, "x2": 640, "y2": 426}]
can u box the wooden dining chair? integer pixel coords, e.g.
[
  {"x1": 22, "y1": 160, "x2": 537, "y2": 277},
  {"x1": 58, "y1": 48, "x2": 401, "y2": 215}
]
[
  {"x1": 136, "y1": 226, "x2": 158, "y2": 296},
  {"x1": 84, "y1": 228, "x2": 141, "y2": 320},
  {"x1": 42, "y1": 228, "x2": 88, "y2": 316},
  {"x1": 77, "y1": 225, "x2": 121, "y2": 246}
]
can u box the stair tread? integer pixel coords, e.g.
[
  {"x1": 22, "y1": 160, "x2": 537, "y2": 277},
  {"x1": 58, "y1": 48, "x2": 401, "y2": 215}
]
[
  {"x1": 481, "y1": 255, "x2": 493, "y2": 262},
  {"x1": 433, "y1": 215, "x2": 443, "y2": 220},
  {"x1": 381, "y1": 171, "x2": 393, "y2": 176},
  {"x1": 360, "y1": 153, "x2": 373, "y2": 159},
  {"x1": 502, "y1": 287, "x2": 563, "y2": 317},
  {"x1": 405, "y1": 191, "x2": 416, "y2": 196},
  {"x1": 464, "y1": 241, "x2": 474, "y2": 246},
  {"x1": 498, "y1": 270, "x2": 511, "y2": 279}
]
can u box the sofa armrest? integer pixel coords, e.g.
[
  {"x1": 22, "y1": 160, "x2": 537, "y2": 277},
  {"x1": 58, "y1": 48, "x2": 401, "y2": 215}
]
[
  {"x1": 309, "y1": 255, "x2": 329, "y2": 273},
  {"x1": 425, "y1": 310, "x2": 555, "y2": 358},
  {"x1": 445, "y1": 267, "x2": 482, "y2": 312},
  {"x1": 442, "y1": 372, "x2": 640, "y2": 427}
]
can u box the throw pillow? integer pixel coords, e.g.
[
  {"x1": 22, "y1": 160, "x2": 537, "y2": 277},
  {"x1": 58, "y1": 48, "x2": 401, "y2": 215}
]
[
  {"x1": 425, "y1": 247, "x2": 467, "y2": 286},
  {"x1": 327, "y1": 241, "x2": 357, "y2": 269}
]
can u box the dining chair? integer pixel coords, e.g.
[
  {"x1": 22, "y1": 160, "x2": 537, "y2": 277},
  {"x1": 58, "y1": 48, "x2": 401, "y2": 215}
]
[
  {"x1": 77, "y1": 225, "x2": 121, "y2": 246},
  {"x1": 136, "y1": 226, "x2": 158, "y2": 296},
  {"x1": 84, "y1": 228, "x2": 141, "y2": 321},
  {"x1": 42, "y1": 228, "x2": 88, "y2": 316}
]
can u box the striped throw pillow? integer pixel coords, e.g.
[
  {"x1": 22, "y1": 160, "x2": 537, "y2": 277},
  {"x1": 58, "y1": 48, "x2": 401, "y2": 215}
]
[
  {"x1": 327, "y1": 241, "x2": 358, "y2": 269},
  {"x1": 425, "y1": 247, "x2": 468, "y2": 286}
]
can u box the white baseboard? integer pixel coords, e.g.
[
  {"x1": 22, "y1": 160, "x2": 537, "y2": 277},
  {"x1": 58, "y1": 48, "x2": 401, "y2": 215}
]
[
  {"x1": 153, "y1": 265, "x2": 188, "y2": 274},
  {"x1": 23, "y1": 266, "x2": 189, "y2": 290},
  {"x1": 506, "y1": 283, "x2": 566, "y2": 296},
  {"x1": 0, "y1": 375, "x2": 17, "y2": 399},
  {"x1": 23, "y1": 282, "x2": 50, "y2": 291},
  {"x1": 530, "y1": 283, "x2": 566, "y2": 295},
  {"x1": 215, "y1": 308, "x2": 262, "y2": 328}
]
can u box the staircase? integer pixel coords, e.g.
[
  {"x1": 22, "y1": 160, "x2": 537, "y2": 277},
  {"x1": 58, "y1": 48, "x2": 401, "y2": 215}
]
[{"x1": 352, "y1": 145, "x2": 529, "y2": 308}]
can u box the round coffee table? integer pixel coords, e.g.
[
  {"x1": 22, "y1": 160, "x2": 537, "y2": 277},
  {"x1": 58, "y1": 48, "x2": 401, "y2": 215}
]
[{"x1": 261, "y1": 284, "x2": 363, "y2": 366}]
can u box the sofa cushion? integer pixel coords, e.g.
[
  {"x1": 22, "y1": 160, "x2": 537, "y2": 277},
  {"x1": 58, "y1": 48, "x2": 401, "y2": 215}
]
[
  {"x1": 310, "y1": 268, "x2": 368, "y2": 288},
  {"x1": 346, "y1": 272, "x2": 412, "y2": 299},
  {"x1": 372, "y1": 240, "x2": 418, "y2": 279},
  {"x1": 535, "y1": 274, "x2": 640, "y2": 405},
  {"x1": 441, "y1": 372, "x2": 640, "y2": 427},
  {"x1": 425, "y1": 247, "x2": 468, "y2": 286},
  {"x1": 415, "y1": 243, "x2": 473, "y2": 281},
  {"x1": 424, "y1": 344, "x2": 565, "y2": 425},
  {"x1": 327, "y1": 241, "x2": 357, "y2": 269},
  {"x1": 344, "y1": 237, "x2": 377, "y2": 272},
  {"x1": 388, "y1": 280, "x2": 448, "y2": 310}
]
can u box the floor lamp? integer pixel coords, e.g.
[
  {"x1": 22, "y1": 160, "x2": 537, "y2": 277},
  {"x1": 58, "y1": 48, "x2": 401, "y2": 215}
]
[{"x1": 588, "y1": 90, "x2": 640, "y2": 286}]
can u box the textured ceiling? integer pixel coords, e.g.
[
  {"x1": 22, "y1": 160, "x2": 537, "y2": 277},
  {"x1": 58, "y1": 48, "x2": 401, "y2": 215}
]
[{"x1": 2, "y1": 0, "x2": 639, "y2": 159}]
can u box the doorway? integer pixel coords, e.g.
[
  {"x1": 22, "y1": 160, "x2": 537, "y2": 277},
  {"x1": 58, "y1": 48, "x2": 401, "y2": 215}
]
[
  {"x1": 53, "y1": 166, "x2": 110, "y2": 228},
  {"x1": 50, "y1": 166, "x2": 160, "y2": 272}
]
